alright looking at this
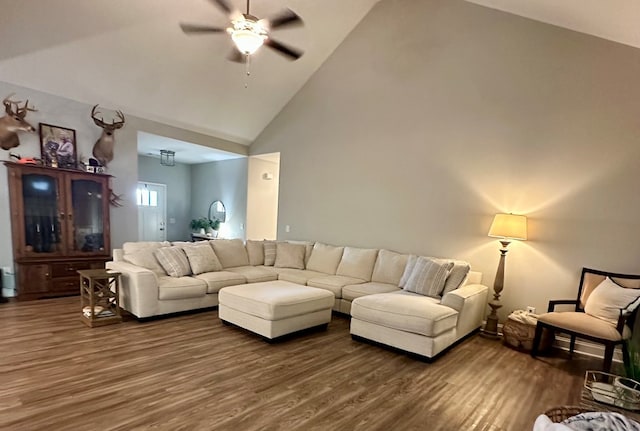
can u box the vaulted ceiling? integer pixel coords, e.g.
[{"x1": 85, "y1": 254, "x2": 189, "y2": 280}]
[{"x1": 0, "y1": 0, "x2": 637, "y2": 147}]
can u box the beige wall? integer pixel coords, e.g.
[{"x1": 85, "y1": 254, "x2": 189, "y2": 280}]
[
  {"x1": 246, "y1": 155, "x2": 280, "y2": 240},
  {"x1": 250, "y1": 0, "x2": 640, "y2": 318}
]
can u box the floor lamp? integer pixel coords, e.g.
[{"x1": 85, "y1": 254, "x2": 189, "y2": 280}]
[{"x1": 482, "y1": 213, "x2": 528, "y2": 338}]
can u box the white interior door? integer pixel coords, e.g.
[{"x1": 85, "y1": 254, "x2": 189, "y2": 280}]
[{"x1": 137, "y1": 182, "x2": 167, "y2": 241}]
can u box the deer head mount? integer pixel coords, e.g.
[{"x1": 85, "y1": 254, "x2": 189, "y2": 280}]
[
  {"x1": 0, "y1": 94, "x2": 37, "y2": 150},
  {"x1": 91, "y1": 104, "x2": 125, "y2": 167}
]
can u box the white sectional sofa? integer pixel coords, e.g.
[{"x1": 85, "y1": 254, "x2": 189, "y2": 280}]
[{"x1": 107, "y1": 239, "x2": 489, "y2": 358}]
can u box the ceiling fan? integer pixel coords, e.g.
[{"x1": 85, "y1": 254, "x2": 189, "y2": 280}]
[{"x1": 180, "y1": 0, "x2": 304, "y2": 63}]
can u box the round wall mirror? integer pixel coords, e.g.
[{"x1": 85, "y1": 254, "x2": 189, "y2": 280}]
[{"x1": 208, "y1": 200, "x2": 226, "y2": 223}]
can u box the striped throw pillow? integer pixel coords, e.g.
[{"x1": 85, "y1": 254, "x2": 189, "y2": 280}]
[
  {"x1": 264, "y1": 241, "x2": 277, "y2": 266},
  {"x1": 154, "y1": 246, "x2": 192, "y2": 277},
  {"x1": 403, "y1": 257, "x2": 454, "y2": 298}
]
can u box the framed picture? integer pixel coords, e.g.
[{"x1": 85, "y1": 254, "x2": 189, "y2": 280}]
[{"x1": 39, "y1": 123, "x2": 77, "y2": 169}]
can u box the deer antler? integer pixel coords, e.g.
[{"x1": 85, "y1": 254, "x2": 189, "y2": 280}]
[
  {"x1": 91, "y1": 104, "x2": 107, "y2": 128},
  {"x1": 111, "y1": 110, "x2": 125, "y2": 129},
  {"x1": 16, "y1": 100, "x2": 37, "y2": 118},
  {"x1": 3, "y1": 93, "x2": 21, "y2": 114}
]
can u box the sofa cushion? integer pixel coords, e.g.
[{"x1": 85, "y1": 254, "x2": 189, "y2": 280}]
[
  {"x1": 351, "y1": 291, "x2": 458, "y2": 337},
  {"x1": 404, "y1": 257, "x2": 454, "y2": 298},
  {"x1": 277, "y1": 269, "x2": 327, "y2": 285},
  {"x1": 336, "y1": 247, "x2": 379, "y2": 281},
  {"x1": 274, "y1": 242, "x2": 306, "y2": 269},
  {"x1": 287, "y1": 240, "x2": 315, "y2": 266},
  {"x1": 122, "y1": 241, "x2": 170, "y2": 255},
  {"x1": 157, "y1": 276, "x2": 206, "y2": 300},
  {"x1": 371, "y1": 250, "x2": 409, "y2": 286},
  {"x1": 194, "y1": 271, "x2": 247, "y2": 294},
  {"x1": 154, "y1": 247, "x2": 192, "y2": 277},
  {"x1": 123, "y1": 248, "x2": 166, "y2": 277},
  {"x1": 246, "y1": 240, "x2": 265, "y2": 266},
  {"x1": 442, "y1": 261, "x2": 471, "y2": 295},
  {"x1": 264, "y1": 241, "x2": 277, "y2": 266},
  {"x1": 226, "y1": 266, "x2": 279, "y2": 283},
  {"x1": 399, "y1": 255, "x2": 418, "y2": 288},
  {"x1": 306, "y1": 243, "x2": 344, "y2": 275},
  {"x1": 342, "y1": 282, "x2": 400, "y2": 302},
  {"x1": 307, "y1": 275, "x2": 366, "y2": 298},
  {"x1": 182, "y1": 243, "x2": 223, "y2": 275},
  {"x1": 211, "y1": 239, "x2": 250, "y2": 269},
  {"x1": 218, "y1": 281, "x2": 335, "y2": 321}
]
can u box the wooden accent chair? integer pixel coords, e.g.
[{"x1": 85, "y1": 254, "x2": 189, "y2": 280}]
[{"x1": 531, "y1": 267, "x2": 640, "y2": 372}]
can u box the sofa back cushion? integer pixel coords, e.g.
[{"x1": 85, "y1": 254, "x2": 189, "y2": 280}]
[
  {"x1": 154, "y1": 246, "x2": 192, "y2": 277},
  {"x1": 123, "y1": 241, "x2": 170, "y2": 255},
  {"x1": 274, "y1": 242, "x2": 306, "y2": 269},
  {"x1": 371, "y1": 250, "x2": 409, "y2": 285},
  {"x1": 182, "y1": 243, "x2": 223, "y2": 274},
  {"x1": 245, "y1": 240, "x2": 265, "y2": 266},
  {"x1": 287, "y1": 240, "x2": 315, "y2": 266},
  {"x1": 403, "y1": 257, "x2": 454, "y2": 298},
  {"x1": 210, "y1": 239, "x2": 250, "y2": 268},
  {"x1": 123, "y1": 248, "x2": 167, "y2": 276},
  {"x1": 306, "y1": 243, "x2": 345, "y2": 275},
  {"x1": 336, "y1": 247, "x2": 379, "y2": 281}
]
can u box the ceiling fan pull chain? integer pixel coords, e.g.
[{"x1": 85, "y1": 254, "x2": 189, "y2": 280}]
[{"x1": 244, "y1": 54, "x2": 251, "y2": 88}]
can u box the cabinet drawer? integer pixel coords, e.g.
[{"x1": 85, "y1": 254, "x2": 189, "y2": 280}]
[
  {"x1": 51, "y1": 262, "x2": 92, "y2": 277},
  {"x1": 51, "y1": 278, "x2": 79, "y2": 294}
]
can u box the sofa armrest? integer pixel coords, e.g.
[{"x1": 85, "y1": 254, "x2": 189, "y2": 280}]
[
  {"x1": 441, "y1": 283, "x2": 489, "y2": 312},
  {"x1": 106, "y1": 261, "x2": 159, "y2": 318},
  {"x1": 441, "y1": 283, "x2": 490, "y2": 340}
]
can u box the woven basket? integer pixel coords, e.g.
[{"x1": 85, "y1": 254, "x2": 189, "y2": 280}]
[
  {"x1": 502, "y1": 318, "x2": 553, "y2": 352},
  {"x1": 544, "y1": 406, "x2": 590, "y2": 423}
]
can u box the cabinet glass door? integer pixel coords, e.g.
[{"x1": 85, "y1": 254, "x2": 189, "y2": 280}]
[
  {"x1": 21, "y1": 173, "x2": 64, "y2": 255},
  {"x1": 69, "y1": 178, "x2": 107, "y2": 254}
]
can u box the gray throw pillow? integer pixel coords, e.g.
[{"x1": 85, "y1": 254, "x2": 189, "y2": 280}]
[{"x1": 403, "y1": 257, "x2": 454, "y2": 298}]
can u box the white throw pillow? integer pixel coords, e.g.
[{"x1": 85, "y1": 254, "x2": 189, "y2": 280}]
[
  {"x1": 274, "y1": 242, "x2": 306, "y2": 269},
  {"x1": 306, "y1": 243, "x2": 345, "y2": 275},
  {"x1": 182, "y1": 243, "x2": 222, "y2": 274},
  {"x1": 584, "y1": 277, "x2": 640, "y2": 325},
  {"x1": 399, "y1": 255, "x2": 418, "y2": 288},
  {"x1": 403, "y1": 257, "x2": 454, "y2": 298},
  {"x1": 336, "y1": 247, "x2": 379, "y2": 281},
  {"x1": 371, "y1": 250, "x2": 410, "y2": 285},
  {"x1": 154, "y1": 246, "x2": 192, "y2": 278}
]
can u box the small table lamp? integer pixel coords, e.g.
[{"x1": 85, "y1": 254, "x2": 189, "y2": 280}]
[{"x1": 483, "y1": 213, "x2": 528, "y2": 338}]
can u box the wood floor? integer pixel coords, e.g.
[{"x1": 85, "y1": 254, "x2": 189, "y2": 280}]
[{"x1": 0, "y1": 297, "x2": 602, "y2": 431}]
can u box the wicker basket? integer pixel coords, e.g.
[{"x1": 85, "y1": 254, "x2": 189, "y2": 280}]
[
  {"x1": 544, "y1": 406, "x2": 590, "y2": 423},
  {"x1": 502, "y1": 318, "x2": 552, "y2": 352}
]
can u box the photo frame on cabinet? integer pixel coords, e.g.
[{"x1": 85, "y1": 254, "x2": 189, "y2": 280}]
[{"x1": 39, "y1": 123, "x2": 77, "y2": 169}]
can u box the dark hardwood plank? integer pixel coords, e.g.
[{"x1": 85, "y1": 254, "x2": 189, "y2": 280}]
[{"x1": 0, "y1": 297, "x2": 600, "y2": 430}]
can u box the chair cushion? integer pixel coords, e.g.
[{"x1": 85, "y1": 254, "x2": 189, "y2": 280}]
[
  {"x1": 584, "y1": 277, "x2": 640, "y2": 325},
  {"x1": 307, "y1": 275, "x2": 366, "y2": 297},
  {"x1": 336, "y1": 247, "x2": 379, "y2": 281},
  {"x1": 226, "y1": 266, "x2": 278, "y2": 283},
  {"x1": 342, "y1": 282, "x2": 400, "y2": 302},
  {"x1": 276, "y1": 269, "x2": 327, "y2": 285},
  {"x1": 245, "y1": 240, "x2": 265, "y2": 266},
  {"x1": 403, "y1": 257, "x2": 454, "y2": 298},
  {"x1": 351, "y1": 291, "x2": 458, "y2": 337},
  {"x1": 371, "y1": 250, "x2": 409, "y2": 285},
  {"x1": 154, "y1": 246, "x2": 192, "y2": 277},
  {"x1": 211, "y1": 239, "x2": 250, "y2": 268},
  {"x1": 538, "y1": 312, "x2": 628, "y2": 341},
  {"x1": 157, "y1": 276, "x2": 206, "y2": 300},
  {"x1": 274, "y1": 242, "x2": 306, "y2": 269},
  {"x1": 306, "y1": 243, "x2": 344, "y2": 275},
  {"x1": 182, "y1": 243, "x2": 223, "y2": 274},
  {"x1": 194, "y1": 271, "x2": 247, "y2": 293}
]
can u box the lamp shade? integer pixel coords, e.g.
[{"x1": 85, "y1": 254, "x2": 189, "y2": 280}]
[{"x1": 488, "y1": 213, "x2": 527, "y2": 241}]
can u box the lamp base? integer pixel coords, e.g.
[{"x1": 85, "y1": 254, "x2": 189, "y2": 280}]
[{"x1": 481, "y1": 300, "x2": 502, "y2": 339}]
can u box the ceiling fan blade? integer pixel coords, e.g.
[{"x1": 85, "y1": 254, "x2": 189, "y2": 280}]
[
  {"x1": 208, "y1": 0, "x2": 234, "y2": 14},
  {"x1": 266, "y1": 9, "x2": 303, "y2": 29},
  {"x1": 180, "y1": 23, "x2": 226, "y2": 34},
  {"x1": 264, "y1": 38, "x2": 303, "y2": 60},
  {"x1": 227, "y1": 49, "x2": 247, "y2": 63}
]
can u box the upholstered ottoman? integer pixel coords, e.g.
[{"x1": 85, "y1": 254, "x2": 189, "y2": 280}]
[
  {"x1": 350, "y1": 291, "x2": 460, "y2": 359},
  {"x1": 218, "y1": 280, "x2": 335, "y2": 339}
]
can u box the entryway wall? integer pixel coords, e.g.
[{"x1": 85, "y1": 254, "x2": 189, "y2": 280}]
[{"x1": 246, "y1": 153, "x2": 280, "y2": 240}]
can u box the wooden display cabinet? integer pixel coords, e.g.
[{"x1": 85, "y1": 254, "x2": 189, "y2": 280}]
[{"x1": 5, "y1": 162, "x2": 112, "y2": 300}]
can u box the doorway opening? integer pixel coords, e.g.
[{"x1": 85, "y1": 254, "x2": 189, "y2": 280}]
[{"x1": 137, "y1": 181, "x2": 167, "y2": 241}]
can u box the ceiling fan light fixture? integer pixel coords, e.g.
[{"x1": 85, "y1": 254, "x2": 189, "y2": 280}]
[{"x1": 232, "y1": 29, "x2": 265, "y2": 55}]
